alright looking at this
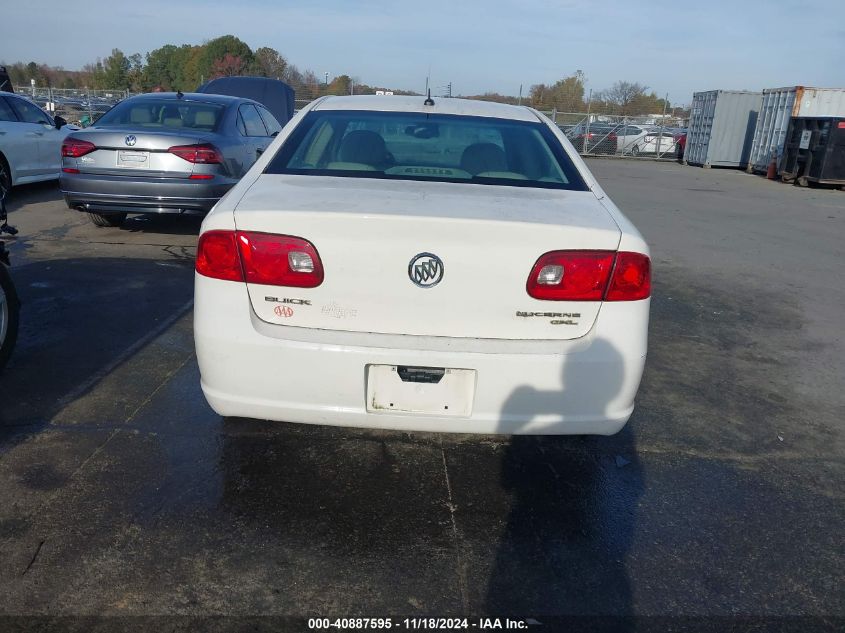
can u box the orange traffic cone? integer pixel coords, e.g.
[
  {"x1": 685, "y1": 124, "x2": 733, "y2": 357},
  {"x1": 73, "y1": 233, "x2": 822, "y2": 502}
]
[{"x1": 766, "y1": 152, "x2": 778, "y2": 179}]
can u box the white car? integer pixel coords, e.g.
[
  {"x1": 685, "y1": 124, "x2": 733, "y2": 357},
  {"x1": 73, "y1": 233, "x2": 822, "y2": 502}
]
[
  {"x1": 638, "y1": 131, "x2": 678, "y2": 156},
  {"x1": 194, "y1": 96, "x2": 651, "y2": 435},
  {"x1": 616, "y1": 124, "x2": 651, "y2": 155},
  {"x1": 0, "y1": 92, "x2": 73, "y2": 193}
]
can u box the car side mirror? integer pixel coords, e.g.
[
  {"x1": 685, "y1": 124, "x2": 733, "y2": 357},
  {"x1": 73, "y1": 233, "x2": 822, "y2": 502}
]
[
  {"x1": 271, "y1": 131, "x2": 279, "y2": 137},
  {"x1": 54, "y1": 116, "x2": 67, "y2": 130}
]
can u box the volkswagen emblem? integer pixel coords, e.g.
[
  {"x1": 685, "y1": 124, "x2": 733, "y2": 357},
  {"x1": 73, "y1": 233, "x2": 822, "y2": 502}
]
[
  {"x1": 408, "y1": 253, "x2": 444, "y2": 288},
  {"x1": 124, "y1": 135, "x2": 137, "y2": 147}
]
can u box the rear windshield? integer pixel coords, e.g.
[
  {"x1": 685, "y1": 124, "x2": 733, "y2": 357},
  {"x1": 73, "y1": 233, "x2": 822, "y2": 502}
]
[
  {"x1": 265, "y1": 110, "x2": 588, "y2": 190},
  {"x1": 95, "y1": 99, "x2": 225, "y2": 131}
]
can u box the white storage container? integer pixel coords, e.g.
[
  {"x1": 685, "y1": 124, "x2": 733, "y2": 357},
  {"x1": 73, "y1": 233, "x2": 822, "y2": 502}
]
[{"x1": 685, "y1": 90, "x2": 761, "y2": 168}]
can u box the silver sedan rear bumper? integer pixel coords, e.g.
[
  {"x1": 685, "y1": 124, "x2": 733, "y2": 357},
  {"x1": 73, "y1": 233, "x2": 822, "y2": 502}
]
[{"x1": 60, "y1": 172, "x2": 238, "y2": 215}]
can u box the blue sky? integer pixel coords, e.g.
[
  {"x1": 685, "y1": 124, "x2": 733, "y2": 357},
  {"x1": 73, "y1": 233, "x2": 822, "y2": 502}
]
[{"x1": 3, "y1": 0, "x2": 843, "y2": 105}]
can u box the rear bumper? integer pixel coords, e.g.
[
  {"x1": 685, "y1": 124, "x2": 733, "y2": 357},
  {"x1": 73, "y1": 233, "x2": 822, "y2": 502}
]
[
  {"x1": 60, "y1": 172, "x2": 237, "y2": 214},
  {"x1": 194, "y1": 277, "x2": 650, "y2": 435}
]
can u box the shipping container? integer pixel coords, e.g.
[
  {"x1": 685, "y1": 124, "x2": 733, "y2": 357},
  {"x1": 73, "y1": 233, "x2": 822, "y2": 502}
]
[
  {"x1": 685, "y1": 90, "x2": 761, "y2": 168},
  {"x1": 747, "y1": 87, "x2": 845, "y2": 173}
]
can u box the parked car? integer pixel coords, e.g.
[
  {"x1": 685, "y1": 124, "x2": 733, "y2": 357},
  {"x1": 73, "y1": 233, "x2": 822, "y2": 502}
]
[
  {"x1": 60, "y1": 92, "x2": 282, "y2": 227},
  {"x1": 616, "y1": 125, "x2": 652, "y2": 155},
  {"x1": 637, "y1": 131, "x2": 678, "y2": 156},
  {"x1": 566, "y1": 123, "x2": 618, "y2": 155},
  {"x1": 674, "y1": 130, "x2": 687, "y2": 160},
  {"x1": 194, "y1": 95, "x2": 651, "y2": 435},
  {"x1": 0, "y1": 92, "x2": 72, "y2": 192}
]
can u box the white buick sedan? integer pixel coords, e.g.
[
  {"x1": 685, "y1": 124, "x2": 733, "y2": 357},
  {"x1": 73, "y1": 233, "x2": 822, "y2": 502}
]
[{"x1": 194, "y1": 95, "x2": 650, "y2": 434}]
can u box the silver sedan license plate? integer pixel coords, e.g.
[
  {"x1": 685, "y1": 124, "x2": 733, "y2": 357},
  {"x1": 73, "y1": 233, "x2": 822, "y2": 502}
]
[
  {"x1": 366, "y1": 365, "x2": 476, "y2": 417},
  {"x1": 117, "y1": 150, "x2": 149, "y2": 168}
]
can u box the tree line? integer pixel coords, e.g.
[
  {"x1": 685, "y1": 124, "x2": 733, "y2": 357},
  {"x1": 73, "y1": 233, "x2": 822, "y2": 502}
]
[
  {"x1": 465, "y1": 71, "x2": 678, "y2": 117},
  {"x1": 1, "y1": 35, "x2": 414, "y2": 99},
  {"x1": 3, "y1": 41, "x2": 676, "y2": 116}
]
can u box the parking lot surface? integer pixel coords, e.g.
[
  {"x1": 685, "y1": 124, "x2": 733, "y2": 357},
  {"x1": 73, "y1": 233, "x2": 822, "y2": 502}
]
[{"x1": 0, "y1": 161, "x2": 842, "y2": 629}]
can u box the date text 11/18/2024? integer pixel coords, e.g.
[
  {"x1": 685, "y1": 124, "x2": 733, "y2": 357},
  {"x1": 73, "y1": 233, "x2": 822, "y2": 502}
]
[{"x1": 307, "y1": 617, "x2": 533, "y2": 630}]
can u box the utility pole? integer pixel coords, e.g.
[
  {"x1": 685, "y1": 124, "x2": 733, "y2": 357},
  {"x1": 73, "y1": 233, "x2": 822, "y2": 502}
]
[
  {"x1": 518, "y1": 84, "x2": 523, "y2": 106},
  {"x1": 584, "y1": 89, "x2": 593, "y2": 154},
  {"x1": 324, "y1": 72, "x2": 329, "y2": 86},
  {"x1": 447, "y1": 82, "x2": 452, "y2": 98}
]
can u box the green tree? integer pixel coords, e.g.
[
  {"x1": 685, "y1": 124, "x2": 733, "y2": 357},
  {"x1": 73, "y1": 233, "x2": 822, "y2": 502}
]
[
  {"x1": 127, "y1": 53, "x2": 144, "y2": 91},
  {"x1": 529, "y1": 71, "x2": 586, "y2": 111},
  {"x1": 83, "y1": 60, "x2": 106, "y2": 89},
  {"x1": 101, "y1": 49, "x2": 130, "y2": 89},
  {"x1": 144, "y1": 44, "x2": 179, "y2": 90},
  {"x1": 254, "y1": 47, "x2": 287, "y2": 79},
  {"x1": 200, "y1": 35, "x2": 254, "y2": 82},
  {"x1": 24, "y1": 61, "x2": 45, "y2": 86},
  {"x1": 327, "y1": 74, "x2": 352, "y2": 95}
]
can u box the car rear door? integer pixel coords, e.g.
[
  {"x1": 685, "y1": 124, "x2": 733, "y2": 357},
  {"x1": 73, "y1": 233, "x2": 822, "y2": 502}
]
[
  {"x1": 256, "y1": 105, "x2": 282, "y2": 138},
  {"x1": 237, "y1": 104, "x2": 272, "y2": 173}
]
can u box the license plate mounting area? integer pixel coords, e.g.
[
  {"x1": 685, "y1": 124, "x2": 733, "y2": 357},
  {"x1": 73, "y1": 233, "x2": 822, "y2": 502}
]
[{"x1": 366, "y1": 365, "x2": 476, "y2": 417}]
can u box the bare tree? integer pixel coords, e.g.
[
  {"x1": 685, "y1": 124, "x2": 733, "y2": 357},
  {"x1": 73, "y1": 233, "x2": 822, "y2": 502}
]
[{"x1": 602, "y1": 81, "x2": 648, "y2": 115}]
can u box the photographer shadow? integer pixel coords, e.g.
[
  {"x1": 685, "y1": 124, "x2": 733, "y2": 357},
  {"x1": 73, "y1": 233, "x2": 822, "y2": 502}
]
[{"x1": 485, "y1": 339, "x2": 643, "y2": 628}]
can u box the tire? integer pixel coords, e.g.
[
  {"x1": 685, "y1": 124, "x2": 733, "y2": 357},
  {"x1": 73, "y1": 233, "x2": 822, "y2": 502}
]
[
  {"x1": 631, "y1": 145, "x2": 640, "y2": 157},
  {"x1": 0, "y1": 154, "x2": 11, "y2": 199},
  {"x1": 87, "y1": 212, "x2": 127, "y2": 227},
  {"x1": 0, "y1": 263, "x2": 20, "y2": 372}
]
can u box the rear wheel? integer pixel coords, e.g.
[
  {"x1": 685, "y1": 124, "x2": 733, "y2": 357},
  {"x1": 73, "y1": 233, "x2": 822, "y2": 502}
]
[
  {"x1": 0, "y1": 154, "x2": 11, "y2": 198},
  {"x1": 0, "y1": 264, "x2": 20, "y2": 371},
  {"x1": 87, "y1": 212, "x2": 127, "y2": 227},
  {"x1": 631, "y1": 145, "x2": 640, "y2": 157}
]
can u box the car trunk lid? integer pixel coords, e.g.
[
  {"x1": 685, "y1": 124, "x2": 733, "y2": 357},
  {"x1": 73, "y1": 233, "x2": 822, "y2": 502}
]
[
  {"x1": 64, "y1": 128, "x2": 212, "y2": 177},
  {"x1": 233, "y1": 175, "x2": 621, "y2": 341}
]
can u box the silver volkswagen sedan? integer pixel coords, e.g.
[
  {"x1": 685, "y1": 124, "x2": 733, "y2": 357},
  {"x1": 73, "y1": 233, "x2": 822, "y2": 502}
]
[{"x1": 59, "y1": 92, "x2": 282, "y2": 227}]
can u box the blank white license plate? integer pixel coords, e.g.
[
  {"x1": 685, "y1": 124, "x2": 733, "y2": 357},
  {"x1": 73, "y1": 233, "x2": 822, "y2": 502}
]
[
  {"x1": 366, "y1": 365, "x2": 476, "y2": 417},
  {"x1": 117, "y1": 150, "x2": 149, "y2": 168}
]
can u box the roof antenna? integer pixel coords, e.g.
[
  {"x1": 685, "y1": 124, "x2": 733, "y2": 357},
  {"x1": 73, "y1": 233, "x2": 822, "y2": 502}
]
[
  {"x1": 176, "y1": 89, "x2": 184, "y2": 99},
  {"x1": 423, "y1": 88, "x2": 434, "y2": 106}
]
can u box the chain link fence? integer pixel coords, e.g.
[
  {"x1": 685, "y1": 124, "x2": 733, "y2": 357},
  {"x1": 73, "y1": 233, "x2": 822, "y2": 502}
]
[
  {"x1": 15, "y1": 86, "x2": 136, "y2": 127},
  {"x1": 541, "y1": 112, "x2": 685, "y2": 159},
  {"x1": 288, "y1": 83, "x2": 688, "y2": 160},
  {"x1": 14, "y1": 83, "x2": 687, "y2": 159}
]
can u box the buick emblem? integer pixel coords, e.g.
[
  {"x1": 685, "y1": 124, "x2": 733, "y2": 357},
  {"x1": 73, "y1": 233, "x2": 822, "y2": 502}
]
[
  {"x1": 124, "y1": 135, "x2": 137, "y2": 147},
  {"x1": 408, "y1": 253, "x2": 444, "y2": 288}
]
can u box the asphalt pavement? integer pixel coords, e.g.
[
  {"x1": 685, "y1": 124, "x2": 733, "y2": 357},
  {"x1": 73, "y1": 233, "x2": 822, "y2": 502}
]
[{"x1": 0, "y1": 161, "x2": 842, "y2": 632}]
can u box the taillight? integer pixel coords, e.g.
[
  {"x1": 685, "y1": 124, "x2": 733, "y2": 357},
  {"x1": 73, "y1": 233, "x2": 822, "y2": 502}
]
[
  {"x1": 195, "y1": 230, "x2": 324, "y2": 288},
  {"x1": 62, "y1": 138, "x2": 96, "y2": 158},
  {"x1": 168, "y1": 144, "x2": 223, "y2": 164},
  {"x1": 606, "y1": 252, "x2": 651, "y2": 301},
  {"x1": 527, "y1": 251, "x2": 615, "y2": 301},
  {"x1": 196, "y1": 231, "x2": 242, "y2": 282},
  {"x1": 526, "y1": 251, "x2": 650, "y2": 301},
  {"x1": 237, "y1": 232, "x2": 324, "y2": 288}
]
